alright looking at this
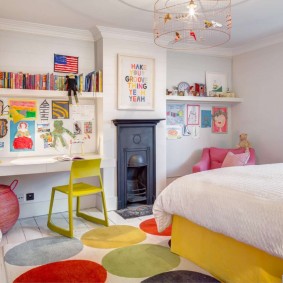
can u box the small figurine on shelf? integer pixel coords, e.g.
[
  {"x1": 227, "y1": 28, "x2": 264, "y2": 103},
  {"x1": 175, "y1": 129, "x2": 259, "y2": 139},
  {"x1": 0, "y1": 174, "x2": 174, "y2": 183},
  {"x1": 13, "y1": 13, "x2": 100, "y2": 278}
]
[{"x1": 65, "y1": 75, "x2": 79, "y2": 105}]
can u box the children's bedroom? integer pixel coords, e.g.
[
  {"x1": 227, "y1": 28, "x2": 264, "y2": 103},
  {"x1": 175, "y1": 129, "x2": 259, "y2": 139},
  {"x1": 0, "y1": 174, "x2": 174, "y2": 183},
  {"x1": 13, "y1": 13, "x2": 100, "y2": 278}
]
[{"x1": 0, "y1": 0, "x2": 283, "y2": 282}]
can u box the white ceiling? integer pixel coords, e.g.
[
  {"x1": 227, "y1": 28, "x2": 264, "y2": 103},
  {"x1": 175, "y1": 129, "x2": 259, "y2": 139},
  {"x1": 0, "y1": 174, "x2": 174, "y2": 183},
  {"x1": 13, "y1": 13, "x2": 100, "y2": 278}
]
[{"x1": 0, "y1": 0, "x2": 283, "y2": 48}]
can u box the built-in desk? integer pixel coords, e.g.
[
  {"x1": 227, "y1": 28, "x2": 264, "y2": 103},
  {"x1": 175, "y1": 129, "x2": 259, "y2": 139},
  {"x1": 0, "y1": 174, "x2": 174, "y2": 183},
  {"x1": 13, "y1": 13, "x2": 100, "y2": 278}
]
[{"x1": 0, "y1": 154, "x2": 116, "y2": 177}]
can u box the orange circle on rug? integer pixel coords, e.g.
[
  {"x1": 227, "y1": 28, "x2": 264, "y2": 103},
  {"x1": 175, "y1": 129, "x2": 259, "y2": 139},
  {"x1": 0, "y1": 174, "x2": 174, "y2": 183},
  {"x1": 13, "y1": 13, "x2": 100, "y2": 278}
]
[
  {"x1": 139, "y1": 218, "x2": 172, "y2": 236},
  {"x1": 13, "y1": 260, "x2": 107, "y2": 283},
  {"x1": 81, "y1": 225, "x2": 146, "y2": 249}
]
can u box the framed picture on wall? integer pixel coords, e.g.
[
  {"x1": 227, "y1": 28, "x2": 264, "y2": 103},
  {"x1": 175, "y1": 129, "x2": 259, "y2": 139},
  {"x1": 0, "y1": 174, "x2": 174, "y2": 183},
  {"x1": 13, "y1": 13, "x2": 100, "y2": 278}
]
[
  {"x1": 212, "y1": 106, "x2": 228, "y2": 133},
  {"x1": 187, "y1": 105, "x2": 200, "y2": 125},
  {"x1": 206, "y1": 72, "x2": 227, "y2": 96},
  {"x1": 117, "y1": 54, "x2": 155, "y2": 110}
]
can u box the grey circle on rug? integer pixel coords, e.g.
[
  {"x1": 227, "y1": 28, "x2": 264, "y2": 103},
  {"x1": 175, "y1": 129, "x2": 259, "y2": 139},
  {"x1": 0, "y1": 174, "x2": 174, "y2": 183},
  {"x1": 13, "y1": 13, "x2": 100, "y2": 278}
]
[
  {"x1": 4, "y1": 236, "x2": 83, "y2": 266},
  {"x1": 141, "y1": 270, "x2": 220, "y2": 283}
]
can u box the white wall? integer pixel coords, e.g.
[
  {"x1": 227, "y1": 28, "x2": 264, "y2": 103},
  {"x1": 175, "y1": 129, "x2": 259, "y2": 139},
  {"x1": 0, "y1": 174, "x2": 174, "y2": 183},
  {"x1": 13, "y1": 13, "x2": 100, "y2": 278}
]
[
  {"x1": 100, "y1": 34, "x2": 167, "y2": 201},
  {"x1": 0, "y1": 28, "x2": 97, "y2": 218},
  {"x1": 166, "y1": 51, "x2": 234, "y2": 178},
  {"x1": 232, "y1": 42, "x2": 283, "y2": 164}
]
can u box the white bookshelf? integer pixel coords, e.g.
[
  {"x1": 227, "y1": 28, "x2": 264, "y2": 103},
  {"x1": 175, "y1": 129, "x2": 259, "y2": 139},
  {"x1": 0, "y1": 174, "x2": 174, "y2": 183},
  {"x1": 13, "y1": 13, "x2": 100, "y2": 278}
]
[{"x1": 0, "y1": 88, "x2": 103, "y2": 99}]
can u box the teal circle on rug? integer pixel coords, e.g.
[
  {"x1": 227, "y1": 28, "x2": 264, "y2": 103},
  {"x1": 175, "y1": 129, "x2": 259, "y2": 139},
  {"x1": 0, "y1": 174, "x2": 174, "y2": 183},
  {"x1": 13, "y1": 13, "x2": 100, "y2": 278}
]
[
  {"x1": 102, "y1": 243, "x2": 180, "y2": 278},
  {"x1": 4, "y1": 237, "x2": 83, "y2": 266},
  {"x1": 141, "y1": 270, "x2": 220, "y2": 282}
]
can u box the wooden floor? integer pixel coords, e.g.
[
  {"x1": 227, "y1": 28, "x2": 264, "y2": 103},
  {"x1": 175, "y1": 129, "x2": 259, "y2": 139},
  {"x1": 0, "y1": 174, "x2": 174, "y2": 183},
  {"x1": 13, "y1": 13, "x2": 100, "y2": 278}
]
[{"x1": 0, "y1": 208, "x2": 153, "y2": 283}]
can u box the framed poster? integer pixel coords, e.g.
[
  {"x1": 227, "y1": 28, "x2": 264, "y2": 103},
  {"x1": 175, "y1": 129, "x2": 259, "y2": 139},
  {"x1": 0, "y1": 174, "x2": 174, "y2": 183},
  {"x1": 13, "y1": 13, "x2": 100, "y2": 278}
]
[
  {"x1": 212, "y1": 106, "x2": 228, "y2": 133},
  {"x1": 206, "y1": 72, "x2": 227, "y2": 96},
  {"x1": 187, "y1": 105, "x2": 200, "y2": 125},
  {"x1": 118, "y1": 54, "x2": 155, "y2": 110}
]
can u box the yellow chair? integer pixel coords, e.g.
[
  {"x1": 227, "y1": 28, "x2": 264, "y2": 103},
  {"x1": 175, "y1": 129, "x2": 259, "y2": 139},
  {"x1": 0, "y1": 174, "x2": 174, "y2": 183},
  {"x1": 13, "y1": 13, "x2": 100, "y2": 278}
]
[{"x1": 47, "y1": 158, "x2": 109, "y2": 237}]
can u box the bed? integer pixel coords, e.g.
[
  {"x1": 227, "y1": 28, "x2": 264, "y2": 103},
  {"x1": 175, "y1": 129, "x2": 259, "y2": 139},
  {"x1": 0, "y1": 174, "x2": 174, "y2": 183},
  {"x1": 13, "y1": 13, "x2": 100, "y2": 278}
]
[{"x1": 153, "y1": 163, "x2": 283, "y2": 283}]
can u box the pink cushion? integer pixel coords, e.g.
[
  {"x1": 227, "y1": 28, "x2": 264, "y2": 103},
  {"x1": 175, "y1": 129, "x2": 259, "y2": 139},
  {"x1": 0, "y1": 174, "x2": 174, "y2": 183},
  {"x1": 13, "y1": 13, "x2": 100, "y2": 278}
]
[
  {"x1": 221, "y1": 151, "x2": 250, "y2": 168},
  {"x1": 210, "y1": 147, "x2": 250, "y2": 169}
]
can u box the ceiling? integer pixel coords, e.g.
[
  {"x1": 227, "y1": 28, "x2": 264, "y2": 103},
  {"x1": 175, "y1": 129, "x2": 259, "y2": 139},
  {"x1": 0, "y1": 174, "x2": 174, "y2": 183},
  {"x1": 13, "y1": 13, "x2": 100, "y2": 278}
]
[{"x1": 0, "y1": 0, "x2": 283, "y2": 49}]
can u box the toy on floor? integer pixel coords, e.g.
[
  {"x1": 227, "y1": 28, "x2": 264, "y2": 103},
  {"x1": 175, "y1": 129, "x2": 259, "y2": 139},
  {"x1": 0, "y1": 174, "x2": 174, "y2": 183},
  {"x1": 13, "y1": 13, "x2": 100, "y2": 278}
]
[
  {"x1": 237, "y1": 133, "x2": 251, "y2": 149},
  {"x1": 65, "y1": 75, "x2": 79, "y2": 105}
]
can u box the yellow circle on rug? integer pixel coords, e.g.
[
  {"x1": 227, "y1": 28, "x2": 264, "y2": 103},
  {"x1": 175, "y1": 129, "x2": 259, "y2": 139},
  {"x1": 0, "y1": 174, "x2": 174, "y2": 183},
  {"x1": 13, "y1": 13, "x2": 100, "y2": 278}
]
[{"x1": 81, "y1": 225, "x2": 146, "y2": 249}]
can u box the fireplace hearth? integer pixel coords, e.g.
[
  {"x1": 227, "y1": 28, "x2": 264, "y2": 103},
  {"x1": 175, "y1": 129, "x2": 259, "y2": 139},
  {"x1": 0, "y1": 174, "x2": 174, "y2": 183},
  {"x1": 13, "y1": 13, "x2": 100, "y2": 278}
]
[{"x1": 113, "y1": 119, "x2": 163, "y2": 209}]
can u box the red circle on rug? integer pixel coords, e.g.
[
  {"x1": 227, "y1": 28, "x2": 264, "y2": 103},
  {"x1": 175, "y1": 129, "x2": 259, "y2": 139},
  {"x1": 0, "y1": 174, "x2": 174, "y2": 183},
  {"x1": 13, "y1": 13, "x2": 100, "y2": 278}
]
[
  {"x1": 14, "y1": 260, "x2": 107, "y2": 283},
  {"x1": 139, "y1": 218, "x2": 172, "y2": 236}
]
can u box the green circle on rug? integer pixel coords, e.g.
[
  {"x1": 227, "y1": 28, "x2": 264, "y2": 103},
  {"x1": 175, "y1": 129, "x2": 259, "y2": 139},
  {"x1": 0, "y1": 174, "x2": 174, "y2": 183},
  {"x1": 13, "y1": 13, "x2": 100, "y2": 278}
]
[
  {"x1": 4, "y1": 237, "x2": 83, "y2": 266},
  {"x1": 14, "y1": 260, "x2": 107, "y2": 283},
  {"x1": 81, "y1": 225, "x2": 146, "y2": 249},
  {"x1": 102, "y1": 244, "x2": 180, "y2": 278}
]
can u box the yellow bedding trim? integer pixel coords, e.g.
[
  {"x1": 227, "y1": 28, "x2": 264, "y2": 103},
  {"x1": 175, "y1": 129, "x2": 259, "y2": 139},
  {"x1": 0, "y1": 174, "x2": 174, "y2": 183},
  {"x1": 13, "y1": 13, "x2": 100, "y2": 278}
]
[{"x1": 171, "y1": 215, "x2": 283, "y2": 283}]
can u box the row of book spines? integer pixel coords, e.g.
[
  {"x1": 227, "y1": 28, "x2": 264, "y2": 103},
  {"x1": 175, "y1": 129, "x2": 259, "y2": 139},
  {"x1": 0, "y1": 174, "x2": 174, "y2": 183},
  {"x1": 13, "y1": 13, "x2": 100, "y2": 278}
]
[
  {"x1": 85, "y1": 70, "x2": 102, "y2": 93},
  {"x1": 0, "y1": 71, "x2": 102, "y2": 92}
]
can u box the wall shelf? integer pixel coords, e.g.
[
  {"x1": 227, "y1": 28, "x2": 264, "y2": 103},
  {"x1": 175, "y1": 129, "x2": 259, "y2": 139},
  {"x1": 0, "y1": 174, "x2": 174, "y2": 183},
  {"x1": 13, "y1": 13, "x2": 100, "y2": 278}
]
[
  {"x1": 166, "y1": 95, "x2": 243, "y2": 104},
  {"x1": 0, "y1": 88, "x2": 103, "y2": 99}
]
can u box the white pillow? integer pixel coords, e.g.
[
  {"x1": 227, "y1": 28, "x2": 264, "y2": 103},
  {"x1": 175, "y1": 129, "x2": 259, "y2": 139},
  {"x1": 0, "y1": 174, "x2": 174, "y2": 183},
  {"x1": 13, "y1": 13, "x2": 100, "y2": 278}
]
[{"x1": 221, "y1": 150, "x2": 250, "y2": 168}]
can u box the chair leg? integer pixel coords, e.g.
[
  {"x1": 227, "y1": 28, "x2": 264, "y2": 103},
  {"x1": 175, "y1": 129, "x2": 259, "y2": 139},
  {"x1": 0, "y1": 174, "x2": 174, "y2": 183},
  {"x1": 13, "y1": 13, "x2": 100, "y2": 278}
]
[
  {"x1": 76, "y1": 193, "x2": 109, "y2": 227},
  {"x1": 47, "y1": 189, "x2": 73, "y2": 238}
]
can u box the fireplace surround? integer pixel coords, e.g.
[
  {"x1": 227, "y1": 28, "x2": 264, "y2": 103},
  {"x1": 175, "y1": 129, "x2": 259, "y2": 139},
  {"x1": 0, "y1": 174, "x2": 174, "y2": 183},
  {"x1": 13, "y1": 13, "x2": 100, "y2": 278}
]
[{"x1": 113, "y1": 119, "x2": 163, "y2": 209}]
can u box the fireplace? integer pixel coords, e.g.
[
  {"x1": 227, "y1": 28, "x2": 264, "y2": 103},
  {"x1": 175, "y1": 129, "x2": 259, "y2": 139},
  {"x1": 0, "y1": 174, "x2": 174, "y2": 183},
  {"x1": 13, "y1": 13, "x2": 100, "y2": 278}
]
[{"x1": 113, "y1": 119, "x2": 163, "y2": 209}]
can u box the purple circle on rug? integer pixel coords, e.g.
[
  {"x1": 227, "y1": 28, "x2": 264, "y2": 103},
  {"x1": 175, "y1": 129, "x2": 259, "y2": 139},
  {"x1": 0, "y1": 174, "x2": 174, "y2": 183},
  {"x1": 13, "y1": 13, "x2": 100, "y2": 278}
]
[
  {"x1": 141, "y1": 270, "x2": 220, "y2": 282},
  {"x1": 4, "y1": 236, "x2": 83, "y2": 266}
]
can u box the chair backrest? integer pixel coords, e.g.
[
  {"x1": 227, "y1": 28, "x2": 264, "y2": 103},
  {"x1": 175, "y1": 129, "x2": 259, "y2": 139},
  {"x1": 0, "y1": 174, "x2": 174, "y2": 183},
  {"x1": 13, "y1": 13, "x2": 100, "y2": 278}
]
[{"x1": 70, "y1": 159, "x2": 101, "y2": 180}]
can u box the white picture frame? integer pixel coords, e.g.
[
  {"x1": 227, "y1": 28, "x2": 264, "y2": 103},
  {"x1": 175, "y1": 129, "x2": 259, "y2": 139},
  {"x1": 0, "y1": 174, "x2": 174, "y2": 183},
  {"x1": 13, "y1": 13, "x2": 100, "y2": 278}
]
[
  {"x1": 206, "y1": 72, "x2": 227, "y2": 96},
  {"x1": 118, "y1": 54, "x2": 155, "y2": 110}
]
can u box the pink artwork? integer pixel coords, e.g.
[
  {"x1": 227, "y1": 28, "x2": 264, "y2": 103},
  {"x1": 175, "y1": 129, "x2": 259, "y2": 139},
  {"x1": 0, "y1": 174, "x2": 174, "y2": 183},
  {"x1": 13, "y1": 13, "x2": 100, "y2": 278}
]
[{"x1": 212, "y1": 107, "x2": 228, "y2": 133}]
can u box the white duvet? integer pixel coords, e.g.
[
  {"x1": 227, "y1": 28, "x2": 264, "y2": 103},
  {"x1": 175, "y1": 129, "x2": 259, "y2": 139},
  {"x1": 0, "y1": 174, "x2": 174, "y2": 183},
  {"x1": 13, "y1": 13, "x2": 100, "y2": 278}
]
[{"x1": 153, "y1": 163, "x2": 283, "y2": 258}]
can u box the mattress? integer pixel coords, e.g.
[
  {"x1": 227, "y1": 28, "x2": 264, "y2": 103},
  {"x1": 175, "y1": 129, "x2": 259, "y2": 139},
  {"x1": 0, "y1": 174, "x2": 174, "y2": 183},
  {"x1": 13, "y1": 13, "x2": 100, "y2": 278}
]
[{"x1": 153, "y1": 163, "x2": 283, "y2": 258}]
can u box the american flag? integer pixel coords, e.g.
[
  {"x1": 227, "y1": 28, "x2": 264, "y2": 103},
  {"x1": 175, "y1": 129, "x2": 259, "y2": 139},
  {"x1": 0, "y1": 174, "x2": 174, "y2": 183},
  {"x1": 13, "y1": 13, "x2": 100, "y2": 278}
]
[{"x1": 54, "y1": 54, "x2": 78, "y2": 74}]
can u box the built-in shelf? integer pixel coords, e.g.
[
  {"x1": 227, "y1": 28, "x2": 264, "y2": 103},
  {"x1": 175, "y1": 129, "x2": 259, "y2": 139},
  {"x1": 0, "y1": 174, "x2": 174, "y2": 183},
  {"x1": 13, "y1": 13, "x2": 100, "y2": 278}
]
[
  {"x1": 166, "y1": 95, "x2": 243, "y2": 104},
  {"x1": 0, "y1": 88, "x2": 103, "y2": 99}
]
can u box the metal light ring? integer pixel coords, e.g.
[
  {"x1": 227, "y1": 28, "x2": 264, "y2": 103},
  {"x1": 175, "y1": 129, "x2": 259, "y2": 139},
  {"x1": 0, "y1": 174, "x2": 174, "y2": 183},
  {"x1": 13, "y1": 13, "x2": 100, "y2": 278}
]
[
  {"x1": 154, "y1": 29, "x2": 231, "y2": 50},
  {"x1": 118, "y1": 0, "x2": 246, "y2": 13}
]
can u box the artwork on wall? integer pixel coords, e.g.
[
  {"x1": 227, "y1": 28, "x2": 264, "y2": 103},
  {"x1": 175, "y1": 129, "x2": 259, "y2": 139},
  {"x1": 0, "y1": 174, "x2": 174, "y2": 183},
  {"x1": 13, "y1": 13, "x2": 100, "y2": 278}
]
[
  {"x1": 0, "y1": 100, "x2": 9, "y2": 116},
  {"x1": 0, "y1": 141, "x2": 4, "y2": 150},
  {"x1": 50, "y1": 120, "x2": 75, "y2": 148},
  {"x1": 206, "y1": 72, "x2": 227, "y2": 96},
  {"x1": 39, "y1": 99, "x2": 50, "y2": 121},
  {"x1": 212, "y1": 106, "x2": 228, "y2": 133},
  {"x1": 73, "y1": 121, "x2": 82, "y2": 135},
  {"x1": 52, "y1": 101, "x2": 69, "y2": 119},
  {"x1": 166, "y1": 104, "x2": 185, "y2": 125},
  {"x1": 10, "y1": 121, "x2": 35, "y2": 152},
  {"x1": 166, "y1": 125, "x2": 182, "y2": 139},
  {"x1": 187, "y1": 105, "x2": 200, "y2": 125},
  {"x1": 84, "y1": 121, "x2": 93, "y2": 134},
  {"x1": 118, "y1": 54, "x2": 155, "y2": 110},
  {"x1": 9, "y1": 100, "x2": 37, "y2": 120},
  {"x1": 54, "y1": 54, "x2": 78, "y2": 74},
  {"x1": 0, "y1": 119, "x2": 8, "y2": 138},
  {"x1": 201, "y1": 110, "x2": 212, "y2": 128}
]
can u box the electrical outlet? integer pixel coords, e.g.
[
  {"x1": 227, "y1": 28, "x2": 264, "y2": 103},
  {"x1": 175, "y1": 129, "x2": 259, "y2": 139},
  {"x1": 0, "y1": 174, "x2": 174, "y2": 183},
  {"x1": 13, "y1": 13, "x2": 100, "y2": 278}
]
[
  {"x1": 26, "y1": 193, "x2": 34, "y2": 201},
  {"x1": 17, "y1": 193, "x2": 25, "y2": 203}
]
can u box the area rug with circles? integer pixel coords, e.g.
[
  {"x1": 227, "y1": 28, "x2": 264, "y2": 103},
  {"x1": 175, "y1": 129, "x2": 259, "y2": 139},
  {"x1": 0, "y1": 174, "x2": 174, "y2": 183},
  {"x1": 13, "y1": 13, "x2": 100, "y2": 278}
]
[{"x1": 3, "y1": 218, "x2": 220, "y2": 283}]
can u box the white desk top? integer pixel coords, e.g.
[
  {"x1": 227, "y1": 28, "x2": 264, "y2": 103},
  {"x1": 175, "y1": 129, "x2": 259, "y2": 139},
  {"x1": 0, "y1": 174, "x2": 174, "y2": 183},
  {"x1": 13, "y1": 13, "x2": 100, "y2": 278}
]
[{"x1": 0, "y1": 154, "x2": 116, "y2": 176}]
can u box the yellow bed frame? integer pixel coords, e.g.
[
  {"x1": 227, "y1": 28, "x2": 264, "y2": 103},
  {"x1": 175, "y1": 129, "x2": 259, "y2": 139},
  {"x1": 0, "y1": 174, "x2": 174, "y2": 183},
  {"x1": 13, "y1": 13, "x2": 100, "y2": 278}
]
[{"x1": 171, "y1": 215, "x2": 283, "y2": 283}]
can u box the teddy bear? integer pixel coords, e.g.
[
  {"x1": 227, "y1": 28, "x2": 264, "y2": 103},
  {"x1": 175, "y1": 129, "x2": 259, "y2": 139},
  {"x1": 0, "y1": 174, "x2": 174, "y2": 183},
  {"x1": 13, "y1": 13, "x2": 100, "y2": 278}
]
[{"x1": 237, "y1": 133, "x2": 251, "y2": 149}]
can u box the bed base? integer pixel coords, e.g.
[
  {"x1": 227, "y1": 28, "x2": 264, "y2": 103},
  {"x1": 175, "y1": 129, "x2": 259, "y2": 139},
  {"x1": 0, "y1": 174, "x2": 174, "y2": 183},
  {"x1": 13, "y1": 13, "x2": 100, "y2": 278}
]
[{"x1": 171, "y1": 215, "x2": 283, "y2": 283}]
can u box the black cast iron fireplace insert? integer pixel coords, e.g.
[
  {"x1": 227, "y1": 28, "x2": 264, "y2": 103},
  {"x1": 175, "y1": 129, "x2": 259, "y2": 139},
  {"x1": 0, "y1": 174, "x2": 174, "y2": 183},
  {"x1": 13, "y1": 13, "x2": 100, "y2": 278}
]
[{"x1": 113, "y1": 119, "x2": 163, "y2": 209}]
